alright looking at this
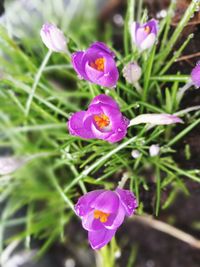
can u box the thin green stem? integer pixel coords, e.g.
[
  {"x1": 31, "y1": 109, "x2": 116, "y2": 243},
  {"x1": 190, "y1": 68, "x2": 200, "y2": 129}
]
[{"x1": 25, "y1": 50, "x2": 52, "y2": 116}]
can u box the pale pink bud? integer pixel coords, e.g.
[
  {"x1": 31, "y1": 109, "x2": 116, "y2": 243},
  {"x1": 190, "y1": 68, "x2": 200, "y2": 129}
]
[
  {"x1": 40, "y1": 23, "x2": 67, "y2": 52},
  {"x1": 122, "y1": 62, "x2": 142, "y2": 84},
  {"x1": 130, "y1": 19, "x2": 158, "y2": 51},
  {"x1": 129, "y1": 113, "x2": 183, "y2": 127},
  {"x1": 149, "y1": 144, "x2": 160, "y2": 157}
]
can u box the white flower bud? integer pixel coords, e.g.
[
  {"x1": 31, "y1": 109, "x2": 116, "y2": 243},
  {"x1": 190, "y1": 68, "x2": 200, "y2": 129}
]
[
  {"x1": 131, "y1": 150, "x2": 141, "y2": 159},
  {"x1": 122, "y1": 62, "x2": 142, "y2": 84},
  {"x1": 40, "y1": 23, "x2": 67, "y2": 52},
  {"x1": 149, "y1": 144, "x2": 160, "y2": 157}
]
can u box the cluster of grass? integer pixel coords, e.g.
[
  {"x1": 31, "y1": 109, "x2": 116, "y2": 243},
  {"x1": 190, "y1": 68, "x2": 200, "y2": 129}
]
[{"x1": 0, "y1": 0, "x2": 200, "y2": 264}]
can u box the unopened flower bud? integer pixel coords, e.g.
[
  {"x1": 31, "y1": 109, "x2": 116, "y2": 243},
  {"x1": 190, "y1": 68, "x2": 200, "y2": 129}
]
[
  {"x1": 123, "y1": 62, "x2": 142, "y2": 84},
  {"x1": 149, "y1": 144, "x2": 160, "y2": 157},
  {"x1": 130, "y1": 19, "x2": 158, "y2": 51},
  {"x1": 131, "y1": 150, "x2": 141, "y2": 159},
  {"x1": 40, "y1": 23, "x2": 67, "y2": 52}
]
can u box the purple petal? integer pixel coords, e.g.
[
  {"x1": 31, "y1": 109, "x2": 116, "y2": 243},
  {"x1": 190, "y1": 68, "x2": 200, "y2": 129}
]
[
  {"x1": 88, "y1": 228, "x2": 116, "y2": 249},
  {"x1": 71, "y1": 51, "x2": 88, "y2": 80},
  {"x1": 104, "y1": 203, "x2": 125, "y2": 230},
  {"x1": 105, "y1": 116, "x2": 129, "y2": 143},
  {"x1": 82, "y1": 210, "x2": 104, "y2": 231},
  {"x1": 68, "y1": 111, "x2": 95, "y2": 139},
  {"x1": 85, "y1": 62, "x2": 104, "y2": 85},
  {"x1": 191, "y1": 63, "x2": 200, "y2": 87},
  {"x1": 89, "y1": 94, "x2": 120, "y2": 110},
  {"x1": 116, "y1": 188, "x2": 137, "y2": 217},
  {"x1": 145, "y1": 19, "x2": 158, "y2": 35},
  {"x1": 106, "y1": 128, "x2": 128, "y2": 143},
  {"x1": 89, "y1": 42, "x2": 116, "y2": 58},
  {"x1": 75, "y1": 190, "x2": 105, "y2": 217},
  {"x1": 97, "y1": 68, "x2": 119, "y2": 87},
  {"x1": 91, "y1": 191, "x2": 119, "y2": 214}
]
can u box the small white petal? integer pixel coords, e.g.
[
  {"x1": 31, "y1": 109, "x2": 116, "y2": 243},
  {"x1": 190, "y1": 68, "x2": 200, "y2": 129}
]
[{"x1": 140, "y1": 33, "x2": 156, "y2": 51}]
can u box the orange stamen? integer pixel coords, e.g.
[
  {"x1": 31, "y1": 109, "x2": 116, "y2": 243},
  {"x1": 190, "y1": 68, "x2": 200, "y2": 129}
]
[
  {"x1": 94, "y1": 210, "x2": 110, "y2": 223},
  {"x1": 94, "y1": 114, "x2": 110, "y2": 129},
  {"x1": 144, "y1": 25, "x2": 151, "y2": 34},
  {"x1": 90, "y1": 58, "x2": 105, "y2": 71}
]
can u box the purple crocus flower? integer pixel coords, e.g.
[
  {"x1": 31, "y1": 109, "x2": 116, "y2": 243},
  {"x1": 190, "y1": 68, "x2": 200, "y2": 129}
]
[
  {"x1": 40, "y1": 23, "x2": 67, "y2": 52},
  {"x1": 71, "y1": 42, "x2": 119, "y2": 88},
  {"x1": 75, "y1": 188, "x2": 137, "y2": 249},
  {"x1": 130, "y1": 19, "x2": 158, "y2": 51},
  {"x1": 191, "y1": 61, "x2": 200, "y2": 88},
  {"x1": 68, "y1": 94, "x2": 129, "y2": 143}
]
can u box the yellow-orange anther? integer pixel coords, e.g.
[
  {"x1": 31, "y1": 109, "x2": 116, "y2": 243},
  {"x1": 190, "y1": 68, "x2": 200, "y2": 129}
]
[
  {"x1": 90, "y1": 58, "x2": 105, "y2": 71},
  {"x1": 144, "y1": 26, "x2": 151, "y2": 34},
  {"x1": 94, "y1": 210, "x2": 110, "y2": 223},
  {"x1": 94, "y1": 114, "x2": 110, "y2": 129}
]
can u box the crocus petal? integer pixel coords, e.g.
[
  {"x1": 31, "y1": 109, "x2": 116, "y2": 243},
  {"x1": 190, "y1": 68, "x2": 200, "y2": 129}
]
[
  {"x1": 82, "y1": 211, "x2": 104, "y2": 231},
  {"x1": 97, "y1": 69, "x2": 119, "y2": 88},
  {"x1": 146, "y1": 19, "x2": 158, "y2": 34},
  {"x1": 116, "y1": 188, "x2": 137, "y2": 216},
  {"x1": 89, "y1": 42, "x2": 116, "y2": 58},
  {"x1": 40, "y1": 23, "x2": 67, "y2": 52},
  {"x1": 129, "y1": 113, "x2": 183, "y2": 126},
  {"x1": 68, "y1": 111, "x2": 96, "y2": 139},
  {"x1": 71, "y1": 51, "x2": 88, "y2": 80},
  {"x1": 85, "y1": 62, "x2": 104, "y2": 84},
  {"x1": 130, "y1": 22, "x2": 139, "y2": 43},
  {"x1": 91, "y1": 191, "x2": 119, "y2": 214},
  {"x1": 104, "y1": 203, "x2": 125, "y2": 230},
  {"x1": 75, "y1": 190, "x2": 105, "y2": 217},
  {"x1": 89, "y1": 94, "x2": 120, "y2": 110},
  {"x1": 191, "y1": 62, "x2": 200, "y2": 87},
  {"x1": 136, "y1": 28, "x2": 148, "y2": 45},
  {"x1": 140, "y1": 33, "x2": 156, "y2": 51},
  {"x1": 88, "y1": 228, "x2": 116, "y2": 250}
]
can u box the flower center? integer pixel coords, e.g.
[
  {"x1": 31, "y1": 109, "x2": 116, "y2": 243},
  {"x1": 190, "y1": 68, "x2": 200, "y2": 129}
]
[
  {"x1": 90, "y1": 57, "x2": 105, "y2": 71},
  {"x1": 94, "y1": 210, "x2": 110, "y2": 223},
  {"x1": 144, "y1": 25, "x2": 151, "y2": 34},
  {"x1": 94, "y1": 114, "x2": 110, "y2": 129}
]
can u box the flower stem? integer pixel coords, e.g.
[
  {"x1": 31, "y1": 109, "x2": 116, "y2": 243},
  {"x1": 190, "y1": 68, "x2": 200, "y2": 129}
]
[
  {"x1": 25, "y1": 49, "x2": 52, "y2": 116},
  {"x1": 118, "y1": 172, "x2": 130, "y2": 189},
  {"x1": 176, "y1": 80, "x2": 193, "y2": 102}
]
